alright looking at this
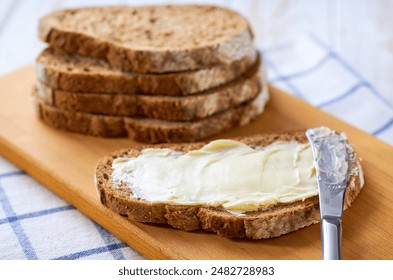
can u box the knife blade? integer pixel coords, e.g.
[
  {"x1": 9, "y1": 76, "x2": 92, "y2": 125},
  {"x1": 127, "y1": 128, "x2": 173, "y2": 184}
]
[{"x1": 306, "y1": 127, "x2": 349, "y2": 260}]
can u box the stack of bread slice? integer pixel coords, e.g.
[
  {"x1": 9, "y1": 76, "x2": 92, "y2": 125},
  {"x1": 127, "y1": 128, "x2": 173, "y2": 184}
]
[{"x1": 33, "y1": 5, "x2": 269, "y2": 143}]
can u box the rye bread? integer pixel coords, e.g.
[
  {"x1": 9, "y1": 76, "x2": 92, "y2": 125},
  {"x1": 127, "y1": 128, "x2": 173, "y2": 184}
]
[
  {"x1": 38, "y1": 5, "x2": 255, "y2": 73},
  {"x1": 32, "y1": 83, "x2": 269, "y2": 142},
  {"x1": 36, "y1": 48, "x2": 258, "y2": 96},
  {"x1": 36, "y1": 61, "x2": 264, "y2": 121},
  {"x1": 94, "y1": 131, "x2": 364, "y2": 239}
]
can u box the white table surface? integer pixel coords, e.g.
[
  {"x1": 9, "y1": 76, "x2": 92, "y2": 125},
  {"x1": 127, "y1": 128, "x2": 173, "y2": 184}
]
[{"x1": 0, "y1": 0, "x2": 392, "y2": 260}]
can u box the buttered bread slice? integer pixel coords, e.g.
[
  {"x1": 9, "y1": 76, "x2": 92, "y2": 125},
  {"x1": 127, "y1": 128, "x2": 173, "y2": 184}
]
[
  {"x1": 95, "y1": 129, "x2": 364, "y2": 239},
  {"x1": 39, "y1": 5, "x2": 255, "y2": 73}
]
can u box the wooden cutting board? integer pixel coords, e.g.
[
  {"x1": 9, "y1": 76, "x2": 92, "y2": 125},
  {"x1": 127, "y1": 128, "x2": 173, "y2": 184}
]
[{"x1": 1, "y1": 66, "x2": 392, "y2": 260}]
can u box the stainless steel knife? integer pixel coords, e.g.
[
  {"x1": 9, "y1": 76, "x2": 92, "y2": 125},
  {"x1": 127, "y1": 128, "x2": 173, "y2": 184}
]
[{"x1": 306, "y1": 127, "x2": 350, "y2": 260}]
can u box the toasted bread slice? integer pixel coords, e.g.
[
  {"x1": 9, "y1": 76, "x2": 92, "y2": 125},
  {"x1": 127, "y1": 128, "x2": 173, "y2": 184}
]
[
  {"x1": 36, "y1": 48, "x2": 258, "y2": 96},
  {"x1": 94, "y1": 131, "x2": 364, "y2": 239},
  {"x1": 39, "y1": 5, "x2": 255, "y2": 73},
  {"x1": 32, "y1": 82, "x2": 269, "y2": 143},
  {"x1": 36, "y1": 59, "x2": 263, "y2": 121}
]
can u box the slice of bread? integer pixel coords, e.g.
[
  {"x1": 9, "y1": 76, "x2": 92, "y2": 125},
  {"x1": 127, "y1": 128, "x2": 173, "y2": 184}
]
[
  {"x1": 38, "y1": 5, "x2": 255, "y2": 73},
  {"x1": 36, "y1": 60, "x2": 263, "y2": 121},
  {"x1": 94, "y1": 131, "x2": 364, "y2": 239},
  {"x1": 36, "y1": 48, "x2": 258, "y2": 96},
  {"x1": 32, "y1": 82, "x2": 269, "y2": 142}
]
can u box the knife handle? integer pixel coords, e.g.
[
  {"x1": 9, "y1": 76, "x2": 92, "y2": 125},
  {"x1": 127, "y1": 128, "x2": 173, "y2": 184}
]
[{"x1": 321, "y1": 216, "x2": 342, "y2": 260}]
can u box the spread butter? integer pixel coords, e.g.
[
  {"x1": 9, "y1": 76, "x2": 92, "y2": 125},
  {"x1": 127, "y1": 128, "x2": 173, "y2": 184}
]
[{"x1": 112, "y1": 140, "x2": 318, "y2": 211}]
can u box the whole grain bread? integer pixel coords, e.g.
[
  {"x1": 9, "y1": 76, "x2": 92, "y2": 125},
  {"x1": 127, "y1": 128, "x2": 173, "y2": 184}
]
[
  {"x1": 36, "y1": 48, "x2": 258, "y2": 96},
  {"x1": 36, "y1": 61, "x2": 263, "y2": 121},
  {"x1": 32, "y1": 82, "x2": 269, "y2": 142},
  {"x1": 39, "y1": 5, "x2": 255, "y2": 73},
  {"x1": 94, "y1": 131, "x2": 364, "y2": 239}
]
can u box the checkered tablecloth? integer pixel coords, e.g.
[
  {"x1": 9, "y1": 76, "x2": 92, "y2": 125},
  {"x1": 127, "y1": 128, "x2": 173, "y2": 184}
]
[{"x1": 1, "y1": 34, "x2": 392, "y2": 260}]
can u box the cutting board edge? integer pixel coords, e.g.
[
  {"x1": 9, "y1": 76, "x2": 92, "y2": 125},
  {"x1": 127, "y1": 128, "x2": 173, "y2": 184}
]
[{"x1": 0, "y1": 133, "x2": 186, "y2": 260}]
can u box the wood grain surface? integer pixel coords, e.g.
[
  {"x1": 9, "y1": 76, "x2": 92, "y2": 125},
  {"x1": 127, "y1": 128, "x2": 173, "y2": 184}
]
[{"x1": 0, "y1": 66, "x2": 392, "y2": 260}]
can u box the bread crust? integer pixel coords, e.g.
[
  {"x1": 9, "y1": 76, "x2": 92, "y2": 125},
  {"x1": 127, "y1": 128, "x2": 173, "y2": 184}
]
[
  {"x1": 36, "y1": 60, "x2": 263, "y2": 121},
  {"x1": 94, "y1": 132, "x2": 364, "y2": 239},
  {"x1": 36, "y1": 48, "x2": 258, "y2": 96},
  {"x1": 39, "y1": 5, "x2": 255, "y2": 73},
  {"x1": 32, "y1": 83, "x2": 269, "y2": 142}
]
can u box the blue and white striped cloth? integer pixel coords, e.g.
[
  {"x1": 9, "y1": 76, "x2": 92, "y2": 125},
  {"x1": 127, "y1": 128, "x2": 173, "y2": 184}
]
[
  {"x1": 1, "y1": 34, "x2": 392, "y2": 260},
  {"x1": 264, "y1": 34, "x2": 393, "y2": 142},
  {"x1": 0, "y1": 159, "x2": 144, "y2": 260}
]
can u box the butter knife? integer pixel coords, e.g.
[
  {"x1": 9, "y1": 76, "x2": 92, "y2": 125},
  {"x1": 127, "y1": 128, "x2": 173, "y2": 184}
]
[{"x1": 306, "y1": 127, "x2": 349, "y2": 260}]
